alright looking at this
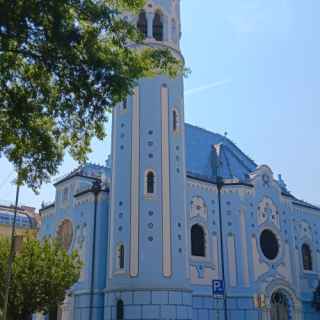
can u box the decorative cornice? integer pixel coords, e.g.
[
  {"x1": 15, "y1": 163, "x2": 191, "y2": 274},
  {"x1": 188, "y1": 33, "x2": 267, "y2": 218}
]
[
  {"x1": 292, "y1": 201, "x2": 320, "y2": 213},
  {"x1": 74, "y1": 188, "x2": 109, "y2": 198},
  {"x1": 54, "y1": 174, "x2": 100, "y2": 187},
  {"x1": 39, "y1": 203, "x2": 55, "y2": 212}
]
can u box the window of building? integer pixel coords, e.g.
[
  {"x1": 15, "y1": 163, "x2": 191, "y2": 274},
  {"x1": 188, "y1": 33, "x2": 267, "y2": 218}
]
[
  {"x1": 145, "y1": 170, "x2": 155, "y2": 195},
  {"x1": 117, "y1": 244, "x2": 125, "y2": 270},
  {"x1": 271, "y1": 291, "x2": 289, "y2": 320},
  {"x1": 302, "y1": 243, "x2": 313, "y2": 271},
  {"x1": 137, "y1": 10, "x2": 148, "y2": 38},
  {"x1": 123, "y1": 99, "x2": 127, "y2": 111},
  {"x1": 191, "y1": 224, "x2": 205, "y2": 257},
  {"x1": 260, "y1": 229, "x2": 279, "y2": 260},
  {"x1": 153, "y1": 11, "x2": 163, "y2": 41},
  {"x1": 116, "y1": 300, "x2": 124, "y2": 320},
  {"x1": 173, "y1": 109, "x2": 179, "y2": 133}
]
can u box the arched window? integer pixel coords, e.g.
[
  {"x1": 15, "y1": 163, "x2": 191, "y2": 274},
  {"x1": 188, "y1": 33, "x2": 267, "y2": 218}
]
[
  {"x1": 145, "y1": 170, "x2": 155, "y2": 195},
  {"x1": 191, "y1": 224, "x2": 205, "y2": 257},
  {"x1": 172, "y1": 109, "x2": 179, "y2": 132},
  {"x1": 117, "y1": 244, "x2": 125, "y2": 270},
  {"x1": 116, "y1": 300, "x2": 124, "y2": 320},
  {"x1": 137, "y1": 10, "x2": 148, "y2": 38},
  {"x1": 271, "y1": 291, "x2": 289, "y2": 320},
  {"x1": 153, "y1": 11, "x2": 163, "y2": 41},
  {"x1": 302, "y1": 243, "x2": 313, "y2": 271}
]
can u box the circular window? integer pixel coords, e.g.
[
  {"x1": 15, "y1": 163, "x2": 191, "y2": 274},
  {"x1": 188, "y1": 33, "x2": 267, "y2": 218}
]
[
  {"x1": 260, "y1": 229, "x2": 279, "y2": 260},
  {"x1": 57, "y1": 219, "x2": 73, "y2": 250}
]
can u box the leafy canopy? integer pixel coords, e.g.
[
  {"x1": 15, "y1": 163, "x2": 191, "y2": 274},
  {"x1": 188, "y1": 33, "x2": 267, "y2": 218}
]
[
  {"x1": 0, "y1": 237, "x2": 82, "y2": 320},
  {"x1": 0, "y1": 0, "x2": 183, "y2": 191}
]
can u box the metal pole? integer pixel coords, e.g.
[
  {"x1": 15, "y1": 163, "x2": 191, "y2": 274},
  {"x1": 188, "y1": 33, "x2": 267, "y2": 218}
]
[
  {"x1": 217, "y1": 177, "x2": 228, "y2": 320},
  {"x1": 89, "y1": 181, "x2": 100, "y2": 320},
  {"x1": 2, "y1": 179, "x2": 21, "y2": 320}
]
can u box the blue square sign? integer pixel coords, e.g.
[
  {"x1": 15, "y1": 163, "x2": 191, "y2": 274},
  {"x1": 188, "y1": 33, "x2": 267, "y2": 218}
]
[{"x1": 212, "y1": 280, "x2": 225, "y2": 296}]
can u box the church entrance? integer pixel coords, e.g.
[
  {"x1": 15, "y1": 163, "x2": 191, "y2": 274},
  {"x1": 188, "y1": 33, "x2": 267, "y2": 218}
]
[{"x1": 270, "y1": 291, "x2": 290, "y2": 320}]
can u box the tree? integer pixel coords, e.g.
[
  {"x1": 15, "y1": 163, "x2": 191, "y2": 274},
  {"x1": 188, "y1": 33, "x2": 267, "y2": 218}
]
[
  {"x1": 0, "y1": 236, "x2": 82, "y2": 320},
  {"x1": 0, "y1": 0, "x2": 184, "y2": 192}
]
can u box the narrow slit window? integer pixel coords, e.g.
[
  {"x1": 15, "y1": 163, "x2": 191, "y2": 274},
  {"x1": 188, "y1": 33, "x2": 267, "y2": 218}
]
[
  {"x1": 146, "y1": 171, "x2": 155, "y2": 194},
  {"x1": 137, "y1": 10, "x2": 148, "y2": 38},
  {"x1": 116, "y1": 300, "x2": 124, "y2": 320},
  {"x1": 302, "y1": 243, "x2": 313, "y2": 271},
  {"x1": 153, "y1": 11, "x2": 163, "y2": 41},
  {"x1": 123, "y1": 99, "x2": 127, "y2": 111},
  {"x1": 191, "y1": 224, "x2": 206, "y2": 257},
  {"x1": 118, "y1": 244, "x2": 125, "y2": 270}
]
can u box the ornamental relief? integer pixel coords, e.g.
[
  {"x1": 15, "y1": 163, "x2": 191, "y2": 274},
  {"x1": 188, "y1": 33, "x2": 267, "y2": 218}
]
[
  {"x1": 190, "y1": 197, "x2": 208, "y2": 220},
  {"x1": 295, "y1": 220, "x2": 312, "y2": 241},
  {"x1": 73, "y1": 221, "x2": 88, "y2": 281},
  {"x1": 57, "y1": 219, "x2": 74, "y2": 251},
  {"x1": 257, "y1": 198, "x2": 280, "y2": 228}
]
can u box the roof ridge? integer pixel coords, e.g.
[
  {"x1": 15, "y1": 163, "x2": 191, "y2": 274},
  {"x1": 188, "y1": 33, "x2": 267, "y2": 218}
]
[
  {"x1": 185, "y1": 122, "x2": 225, "y2": 138},
  {"x1": 223, "y1": 143, "x2": 256, "y2": 172},
  {"x1": 185, "y1": 122, "x2": 257, "y2": 168},
  {"x1": 293, "y1": 199, "x2": 320, "y2": 211}
]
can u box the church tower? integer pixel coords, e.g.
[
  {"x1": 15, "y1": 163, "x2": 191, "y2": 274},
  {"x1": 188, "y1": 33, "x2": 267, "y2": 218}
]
[{"x1": 107, "y1": 1, "x2": 191, "y2": 319}]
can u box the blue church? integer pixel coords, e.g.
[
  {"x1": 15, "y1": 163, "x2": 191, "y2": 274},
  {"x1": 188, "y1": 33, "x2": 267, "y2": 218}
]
[{"x1": 38, "y1": 1, "x2": 320, "y2": 319}]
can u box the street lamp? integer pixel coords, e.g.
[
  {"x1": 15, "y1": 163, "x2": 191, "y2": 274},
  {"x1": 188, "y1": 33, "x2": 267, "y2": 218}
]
[
  {"x1": 88, "y1": 180, "x2": 102, "y2": 320},
  {"x1": 216, "y1": 176, "x2": 228, "y2": 320}
]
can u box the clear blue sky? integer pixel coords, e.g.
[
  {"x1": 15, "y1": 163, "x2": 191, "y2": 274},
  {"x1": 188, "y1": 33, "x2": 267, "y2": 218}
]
[{"x1": 0, "y1": 0, "x2": 319, "y2": 208}]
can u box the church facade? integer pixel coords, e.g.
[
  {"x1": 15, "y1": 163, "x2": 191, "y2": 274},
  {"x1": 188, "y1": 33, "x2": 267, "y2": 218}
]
[{"x1": 38, "y1": 1, "x2": 320, "y2": 319}]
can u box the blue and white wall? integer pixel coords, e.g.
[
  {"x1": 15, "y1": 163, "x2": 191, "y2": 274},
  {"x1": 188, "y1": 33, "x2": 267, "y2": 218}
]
[
  {"x1": 186, "y1": 164, "x2": 320, "y2": 320},
  {"x1": 38, "y1": 164, "x2": 110, "y2": 320},
  {"x1": 37, "y1": 0, "x2": 320, "y2": 319}
]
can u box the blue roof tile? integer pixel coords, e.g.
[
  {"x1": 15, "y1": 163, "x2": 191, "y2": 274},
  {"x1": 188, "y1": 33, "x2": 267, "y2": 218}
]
[{"x1": 185, "y1": 124, "x2": 257, "y2": 182}]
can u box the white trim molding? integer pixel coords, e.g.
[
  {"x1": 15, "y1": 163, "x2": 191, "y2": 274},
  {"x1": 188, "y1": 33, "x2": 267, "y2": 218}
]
[
  {"x1": 161, "y1": 84, "x2": 172, "y2": 278},
  {"x1": 130, "y1": 86, "x2": 140, "y2": 277}
]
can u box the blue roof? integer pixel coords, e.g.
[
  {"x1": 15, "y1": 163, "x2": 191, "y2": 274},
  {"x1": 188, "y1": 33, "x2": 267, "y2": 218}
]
[
  {"x1": 54, "y1": 163, "x2": 111, "y2": 186},
  {"x1": 185, "y1": 124, "x2": 257, "y2": 182},
  {"x1": 0, "y1": 209, "x2": 35, "y2": 229}
]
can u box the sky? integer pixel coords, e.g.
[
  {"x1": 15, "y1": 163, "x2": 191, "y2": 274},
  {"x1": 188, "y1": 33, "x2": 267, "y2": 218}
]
[{"x1": 0, "y1": 0, "x2": 319, "y2": 208}]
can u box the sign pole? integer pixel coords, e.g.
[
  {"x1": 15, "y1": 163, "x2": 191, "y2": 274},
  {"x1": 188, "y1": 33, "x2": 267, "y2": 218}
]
[{"x1": 217, "y1": 177, "x2": 228, "y2": 320}]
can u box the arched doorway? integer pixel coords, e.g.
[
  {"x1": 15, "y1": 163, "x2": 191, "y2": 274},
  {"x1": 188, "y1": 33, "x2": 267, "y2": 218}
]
[{"x1": 270, "y1": 291, "x2": 290, "y2": 320}]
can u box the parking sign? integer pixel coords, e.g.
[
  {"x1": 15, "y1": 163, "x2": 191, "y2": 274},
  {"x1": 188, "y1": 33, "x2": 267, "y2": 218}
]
[{"x1": 212, "y1": 280, "x2": 225, "y2": 296}]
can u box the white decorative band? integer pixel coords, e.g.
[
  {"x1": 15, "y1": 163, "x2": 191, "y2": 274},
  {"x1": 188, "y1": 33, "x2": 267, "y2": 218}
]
[
  {"x1": 161, "y1": 85, "x2": 172, "y2": 278},
  {"x1": 130, "y1": 87, "x2": 140, "y2": 277}
]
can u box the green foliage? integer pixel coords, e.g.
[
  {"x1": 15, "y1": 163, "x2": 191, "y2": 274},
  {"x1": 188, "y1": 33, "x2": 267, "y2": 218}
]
[
  {"x1": 0, "y1": 0, "x2": 184, "y2": 192},
  {"x1": 0, "y1": 237, "x2": 82, "y2": 320}
]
